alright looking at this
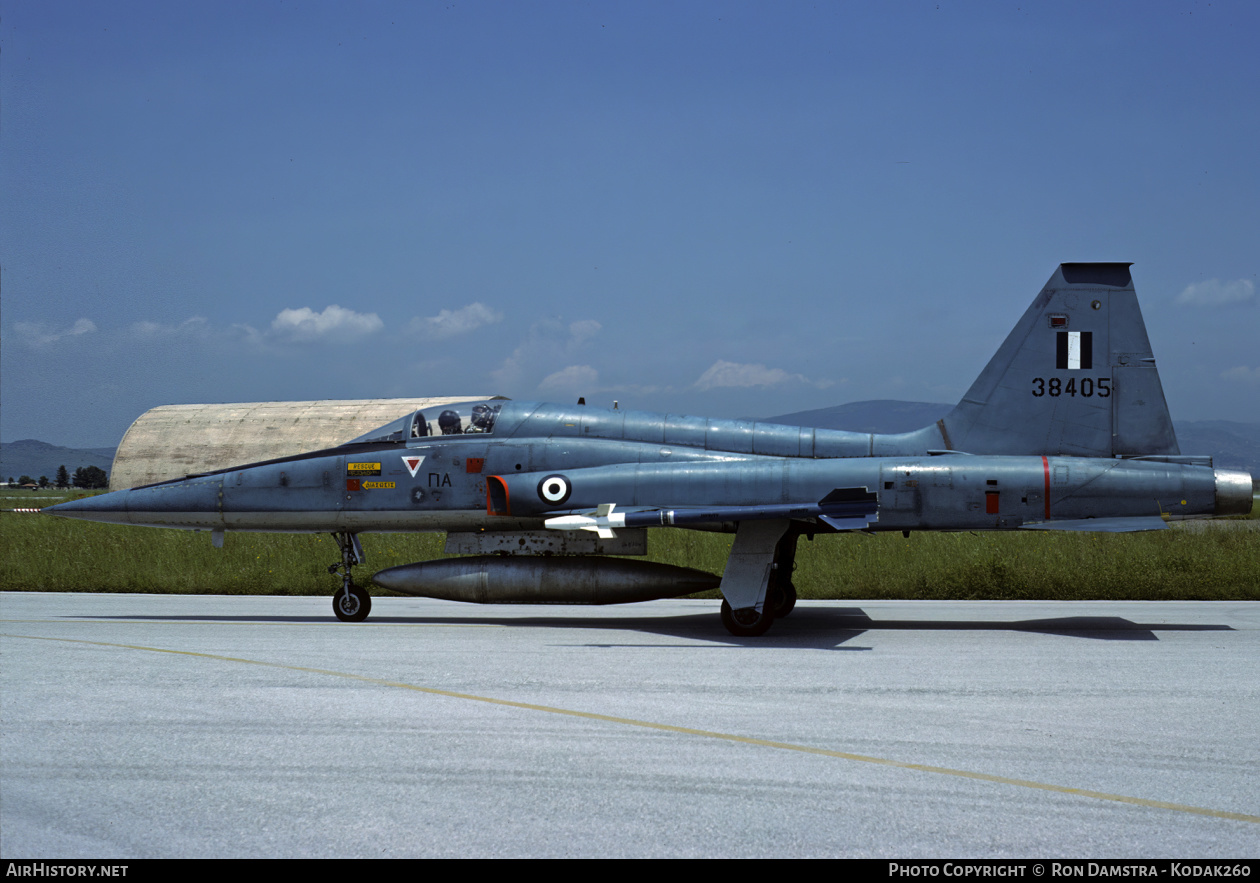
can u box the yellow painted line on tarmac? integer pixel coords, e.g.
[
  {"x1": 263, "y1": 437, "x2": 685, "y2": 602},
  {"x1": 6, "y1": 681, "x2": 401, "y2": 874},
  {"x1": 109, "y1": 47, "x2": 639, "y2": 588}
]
[
  {"x1": 5, "y1": 632, "x2": 1258, "y2": 826},
  {"x1": 0, "y1": 619, "x2": 500, "y2": 628}
]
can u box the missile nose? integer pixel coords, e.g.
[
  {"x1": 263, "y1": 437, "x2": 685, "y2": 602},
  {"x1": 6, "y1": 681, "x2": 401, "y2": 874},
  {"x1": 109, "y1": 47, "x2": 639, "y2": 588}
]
[{"x1": 43, "y1": 491, "x2": 132, "y2": 525}]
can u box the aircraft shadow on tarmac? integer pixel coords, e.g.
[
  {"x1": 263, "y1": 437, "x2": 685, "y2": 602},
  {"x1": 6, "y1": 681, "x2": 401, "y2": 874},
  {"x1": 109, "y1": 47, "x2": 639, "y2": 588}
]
[{"x1": 72, "y1": 605, "x2": 1234, "y2": 651}]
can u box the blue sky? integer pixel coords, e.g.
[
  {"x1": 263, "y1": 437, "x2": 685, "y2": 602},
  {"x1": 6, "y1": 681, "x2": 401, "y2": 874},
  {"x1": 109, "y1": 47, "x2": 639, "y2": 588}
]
[{"x1": 2, "y1": 0, "x2": 1257, "y2": 448}]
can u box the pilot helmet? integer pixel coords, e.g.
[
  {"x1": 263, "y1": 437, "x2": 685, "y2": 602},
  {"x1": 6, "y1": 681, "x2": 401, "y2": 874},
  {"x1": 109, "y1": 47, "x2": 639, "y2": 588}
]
[
  {"x1": 438, "y1": 410, "x2": 462, "y2": 434},
  {"x1": 470, "y1": 403, "x2": 494, "y2": 428}
]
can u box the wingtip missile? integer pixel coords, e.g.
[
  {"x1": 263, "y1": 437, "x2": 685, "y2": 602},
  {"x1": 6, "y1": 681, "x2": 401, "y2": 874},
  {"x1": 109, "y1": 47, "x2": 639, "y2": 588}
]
[{"x1": 545, "y1": 503, "x2": 626, "y2": 537}]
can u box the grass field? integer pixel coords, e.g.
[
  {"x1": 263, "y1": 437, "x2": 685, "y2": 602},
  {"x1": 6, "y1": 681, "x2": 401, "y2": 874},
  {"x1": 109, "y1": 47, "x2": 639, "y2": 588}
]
[{"x1": 3, "y1": 491, "x2": 1256, "y2": 600}]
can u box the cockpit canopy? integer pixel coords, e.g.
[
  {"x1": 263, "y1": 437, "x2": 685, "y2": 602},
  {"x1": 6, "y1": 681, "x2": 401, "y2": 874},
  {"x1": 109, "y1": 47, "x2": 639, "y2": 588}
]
[{"x1": 348, "y1": 400, "x2": 504, "y2": 445}]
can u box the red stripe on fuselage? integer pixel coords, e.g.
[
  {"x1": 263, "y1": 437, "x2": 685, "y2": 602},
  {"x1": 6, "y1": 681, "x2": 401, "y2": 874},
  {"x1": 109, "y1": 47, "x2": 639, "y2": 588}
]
[{"x1": 1042, "y1": 455, "x2": 1051, "y2": 521}]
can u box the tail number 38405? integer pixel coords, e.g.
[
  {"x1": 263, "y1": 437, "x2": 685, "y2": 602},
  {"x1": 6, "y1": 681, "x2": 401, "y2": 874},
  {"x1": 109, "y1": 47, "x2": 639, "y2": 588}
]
[{"x1": 1031, "y1": 377, "x2": 1111, "y2": 397}]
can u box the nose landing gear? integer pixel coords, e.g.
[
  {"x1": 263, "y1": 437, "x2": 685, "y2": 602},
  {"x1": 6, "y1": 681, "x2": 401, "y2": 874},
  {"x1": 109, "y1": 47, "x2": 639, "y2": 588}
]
[{"x1": 329, "y1": 531, "x2": 371, "y2": 622}]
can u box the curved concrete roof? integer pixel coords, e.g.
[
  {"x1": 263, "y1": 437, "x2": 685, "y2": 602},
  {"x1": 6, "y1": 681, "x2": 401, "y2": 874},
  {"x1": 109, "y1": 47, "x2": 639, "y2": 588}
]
[{"x1": 110, "y1": 397, "x2": 500, "y2": 489}]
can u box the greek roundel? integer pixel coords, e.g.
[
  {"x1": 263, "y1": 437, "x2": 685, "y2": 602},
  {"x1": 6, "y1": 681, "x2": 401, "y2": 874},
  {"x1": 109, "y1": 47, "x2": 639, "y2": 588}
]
[{"x1": 537, "y1": 474, "x2": 572, "y2": 505}]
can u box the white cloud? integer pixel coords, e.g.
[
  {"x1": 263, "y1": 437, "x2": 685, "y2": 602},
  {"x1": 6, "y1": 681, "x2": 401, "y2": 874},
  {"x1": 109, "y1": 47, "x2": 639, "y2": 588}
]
[
  {"x1": 1221, "y1": 365, "x2": 1260, "y2": 385},
  {"x1": 539, "y1": 365, "x2": 599, "y2": 392},
  {"x1": 14, "y1": 318, "x2": 97, "y2": 347},
  {"x1": 1176, "y1": 278, "x2": 1255, "y2": 307},
  {"x1": 269, "y1": 305, "x2": 383, "y2": 342},
  {"x1": 410, "y1": 302, "x2": 503, "y2": 339},
  {"x1": 221, "y1": 322, "x2": 265, "y2": 346},
  {"x1": 490, "y1": 319, "x2": 603, "y2": 391},
  {"x1": 568, "y1": 319, "x2": 602, "y2": 345},
  {"x1": 693, "y1": 360, "x2": 832, "y2": 391},
  {"x1": 132, "y1": 317, "x2": 209, "y2": 337}
]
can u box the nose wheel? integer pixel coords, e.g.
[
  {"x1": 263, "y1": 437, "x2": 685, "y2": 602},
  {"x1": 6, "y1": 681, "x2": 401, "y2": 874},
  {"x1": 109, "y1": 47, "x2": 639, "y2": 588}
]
[
  {"x1": 329, "y1": 530, "x2": 371, "y2": 622},
  {"x1": 333, "y1": 583, "x2": 372, "y2": 622}
]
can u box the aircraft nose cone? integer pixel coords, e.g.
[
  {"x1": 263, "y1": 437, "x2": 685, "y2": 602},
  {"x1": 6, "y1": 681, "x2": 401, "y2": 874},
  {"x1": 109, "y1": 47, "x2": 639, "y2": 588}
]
[{"x1": 43, "y1": 491, "x2": 132, "y2": 525}]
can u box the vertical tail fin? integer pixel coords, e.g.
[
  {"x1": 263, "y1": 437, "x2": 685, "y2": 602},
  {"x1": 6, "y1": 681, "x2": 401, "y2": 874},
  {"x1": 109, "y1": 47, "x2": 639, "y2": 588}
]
[{"x1": 939, "y1": 263, "x2": 1179, "y2": 457}]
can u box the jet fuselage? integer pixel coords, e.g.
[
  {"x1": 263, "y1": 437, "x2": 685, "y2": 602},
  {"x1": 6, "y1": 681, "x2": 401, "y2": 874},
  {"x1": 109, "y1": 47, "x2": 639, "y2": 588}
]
[{"x1": 50, "y1": 400, "x2": 1250, "y2": 534}]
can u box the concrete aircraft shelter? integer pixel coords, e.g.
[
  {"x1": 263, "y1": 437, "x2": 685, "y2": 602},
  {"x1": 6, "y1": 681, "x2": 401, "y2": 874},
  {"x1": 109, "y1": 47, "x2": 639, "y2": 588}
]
[{"x1": 109, "y1": 397, "x2": 501, "y2": 490}]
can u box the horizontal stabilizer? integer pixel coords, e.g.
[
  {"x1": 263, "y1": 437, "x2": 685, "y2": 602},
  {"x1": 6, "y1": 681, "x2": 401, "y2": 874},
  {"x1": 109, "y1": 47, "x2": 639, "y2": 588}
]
[
  {"x1": 1020, "y1": 516, "x2": 1168, "y2": 532},
  {"x1": 1120, "y1": 454, "x2": 1213, "y2": 467}
]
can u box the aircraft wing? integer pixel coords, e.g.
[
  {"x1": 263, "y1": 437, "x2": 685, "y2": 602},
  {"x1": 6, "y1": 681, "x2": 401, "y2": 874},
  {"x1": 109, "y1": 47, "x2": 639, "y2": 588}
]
[{"x1": 544, "y1": 488, "x2": 879, "y2": 537}]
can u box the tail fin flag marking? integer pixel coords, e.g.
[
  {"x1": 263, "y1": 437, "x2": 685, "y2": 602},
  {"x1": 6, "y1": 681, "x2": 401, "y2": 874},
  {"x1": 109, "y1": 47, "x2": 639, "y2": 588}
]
[{"x1": 1056, "y1": 331, "x2": 1093, "y2": 370}]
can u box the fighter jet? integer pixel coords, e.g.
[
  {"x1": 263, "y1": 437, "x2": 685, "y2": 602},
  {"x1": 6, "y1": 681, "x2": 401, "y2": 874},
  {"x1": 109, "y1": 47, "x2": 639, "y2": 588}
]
[{"x1": 46, "y1": 264, "x2": 1253, "y2": 635}]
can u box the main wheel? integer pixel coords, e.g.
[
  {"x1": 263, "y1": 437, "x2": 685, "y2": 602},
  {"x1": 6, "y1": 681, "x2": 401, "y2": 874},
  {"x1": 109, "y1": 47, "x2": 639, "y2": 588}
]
[
  {"x1": 720, "y1": 598, "x2": 775, "y2": 637},
  {"x1": 333, "y1": 584, "x2": 372, "y2": 622},
  {"x1": 769, "y1": 581, "x2": 797, "y2": 619}
]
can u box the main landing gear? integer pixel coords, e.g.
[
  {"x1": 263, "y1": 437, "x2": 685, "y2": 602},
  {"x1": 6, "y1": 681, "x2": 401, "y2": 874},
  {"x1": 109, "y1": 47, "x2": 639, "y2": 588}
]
[
  {"x1": 329, "y1": 530, "x2": 371, "y2": 622},
  {"x1": 718, "y1": 522, "x2": 802, "y2": 637},
  {"x1": 722, "y1": 584, "x2": 798, "y2": 637},
  {"x1": 720, "y1": 598, "x2": 776, "y2": 637}
]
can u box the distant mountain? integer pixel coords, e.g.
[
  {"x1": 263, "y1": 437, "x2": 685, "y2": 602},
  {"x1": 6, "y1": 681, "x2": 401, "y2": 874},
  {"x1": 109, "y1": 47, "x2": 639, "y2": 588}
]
[
  {"x1": 1174, "y1": 421, "x2": 1260, "y2": 475},
  {"x1": 0, "y1": 440, "x2": 115, "y2": 483},
  {"x1": 764, "y1": 401, "x2": 1260, "y2": 475}
]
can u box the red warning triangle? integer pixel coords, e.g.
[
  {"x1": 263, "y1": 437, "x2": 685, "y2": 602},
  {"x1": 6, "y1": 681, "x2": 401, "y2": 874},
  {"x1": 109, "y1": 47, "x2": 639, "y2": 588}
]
[{"x1": 402, "y1": 455, "x2": 425, "y2": 478}]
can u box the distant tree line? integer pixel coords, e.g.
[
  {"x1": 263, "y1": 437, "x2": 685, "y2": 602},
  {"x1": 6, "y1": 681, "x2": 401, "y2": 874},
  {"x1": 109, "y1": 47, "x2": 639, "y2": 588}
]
[{"x1": 6, "y1": 465, "x2": 107, "y2": 489}]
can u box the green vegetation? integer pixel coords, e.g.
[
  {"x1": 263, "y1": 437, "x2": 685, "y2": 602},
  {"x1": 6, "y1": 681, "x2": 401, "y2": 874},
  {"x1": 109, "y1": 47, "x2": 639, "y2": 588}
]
[
  {"x1": 3, "y1": 491, "x2": 1256, "y2": 599},
  {"x1": 72, "y1": 465, "x2": 109, "y2": 489},
  {"x1": 778, "y1": 528, "x2": 1258, "y2": 600}
]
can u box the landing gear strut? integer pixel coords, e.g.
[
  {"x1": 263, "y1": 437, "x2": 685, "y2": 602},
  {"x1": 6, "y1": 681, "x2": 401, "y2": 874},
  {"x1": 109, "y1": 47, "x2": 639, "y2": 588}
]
[
  {"x1": 329, "y1": 530, "x2": 370, "y2": 622},
  {"x1": 767, "y1": 528, "x2": 800, "y2": 619}
]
